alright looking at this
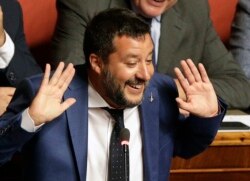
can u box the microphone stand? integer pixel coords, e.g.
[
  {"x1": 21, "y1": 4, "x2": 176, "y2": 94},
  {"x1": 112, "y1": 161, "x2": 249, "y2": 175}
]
[
  {"x1": 120, "y1": 128, "x2": 130, "y2": 181},
  {"x1": 124, "y1": 144, "x2": 129, "y2": 181}
]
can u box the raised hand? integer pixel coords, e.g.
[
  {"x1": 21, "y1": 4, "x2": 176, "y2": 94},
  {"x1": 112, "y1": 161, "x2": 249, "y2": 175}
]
[
  {"x1": 28, "y1": 62, "x2": 76, "y2": 126},
  {"x1": 174, "y1": 59, "x2": 218, "y2": 117}
]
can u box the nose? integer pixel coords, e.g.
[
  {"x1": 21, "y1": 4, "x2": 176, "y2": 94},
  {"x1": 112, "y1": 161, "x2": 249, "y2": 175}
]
[{"x1": 136, "y1": 62, "x2": 154, "y2": 81}]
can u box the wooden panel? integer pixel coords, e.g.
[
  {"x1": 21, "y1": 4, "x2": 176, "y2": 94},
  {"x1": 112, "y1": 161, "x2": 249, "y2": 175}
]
[
  {"x1": 170, "y1": 172, "x2": 250, "y2": 181},
  {"x1": 213, "y1": 132, "x2": 250, "y2": 145},
  {"x1": 170, "y1": 131, "x2": 250, "y2": 180},
  {"x1": 171, "y1": 146, "x2": 250, "y2": 169}
]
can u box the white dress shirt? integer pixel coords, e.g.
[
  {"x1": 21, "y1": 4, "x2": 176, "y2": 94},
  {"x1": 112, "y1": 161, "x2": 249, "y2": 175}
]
[
  {"x1": 21, "y1": 83, "x2": 143, "y2": 181},
  {"x1": 0, "y1": 31, "x2": 14, "y2": 69},
  {"x1": 151, "y1": 16, "x2": 161, "y2": 64}
]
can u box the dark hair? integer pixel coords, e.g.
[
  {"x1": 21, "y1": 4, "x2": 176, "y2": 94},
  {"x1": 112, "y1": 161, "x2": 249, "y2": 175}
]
[{"x1": 84, "y1": 8, "x2": 151, "y2": 66}]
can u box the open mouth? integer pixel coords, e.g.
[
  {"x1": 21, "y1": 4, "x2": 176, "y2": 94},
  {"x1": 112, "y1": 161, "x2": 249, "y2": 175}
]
[
  {"x1": 129, "y1": 84, "x2": 142, "y2": 89},
  {"x1": 127, "y1": 83, "x2": 144, "y2": 94},
  {"x1": 153, "y1": 0, "x2": 165, "y2": 2},
  {"x1": 148, "y1": 0, "x2": 166, "y2": 7},
  {"x1": 125, "y1": 78, "x2": 147, "y2": 94}
]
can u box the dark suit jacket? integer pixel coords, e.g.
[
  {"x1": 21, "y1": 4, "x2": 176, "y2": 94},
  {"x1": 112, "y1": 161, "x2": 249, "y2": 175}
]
[
  {"x1": 230, "y1": 0, "x2": 250, "y2": 79},
  {"x1": 0, "y1": 0, "x2": 42, "y2": 87},
  {"x1": 0, "y1": 65, "x2": 227, "y2": 181},
  {"x1": 51, "y1": 0, "x2": 250, "y2": 109}
]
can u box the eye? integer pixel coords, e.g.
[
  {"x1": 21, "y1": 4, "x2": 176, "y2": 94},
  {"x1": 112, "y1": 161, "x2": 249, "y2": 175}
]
[
  {"x1": 126, "y1": 62, "x2": 138, "y2": 67},
  {"x1": 146, "y1": 59, "x2": 153, "y2": 65},
  {"x1": 125, "y1": 58, "x2": 138, "y2": 67}
]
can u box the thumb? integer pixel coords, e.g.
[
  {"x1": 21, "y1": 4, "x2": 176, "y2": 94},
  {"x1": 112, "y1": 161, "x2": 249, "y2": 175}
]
[
  {"x1": 176, "y1": 97, "x2": 190, "y2": 111},
  {"x1": 61, "y1": 98, "x2": 76, "y2": 112}
]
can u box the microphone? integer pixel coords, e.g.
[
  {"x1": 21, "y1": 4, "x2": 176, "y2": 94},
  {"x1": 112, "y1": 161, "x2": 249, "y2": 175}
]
[{"x1": 120, "y1": 128, "x2": 130, "y2": 181}]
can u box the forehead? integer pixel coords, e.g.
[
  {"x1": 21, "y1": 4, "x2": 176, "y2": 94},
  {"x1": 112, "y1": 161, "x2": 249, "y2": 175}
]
[{"x1": 112, "y1": 34, "x2": 154, "y2": 53}]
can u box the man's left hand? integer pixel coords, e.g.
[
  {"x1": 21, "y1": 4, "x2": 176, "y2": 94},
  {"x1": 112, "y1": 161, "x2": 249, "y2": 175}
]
[{"x1": 174, "y1": 59, "x2": 218, "y2": 117}]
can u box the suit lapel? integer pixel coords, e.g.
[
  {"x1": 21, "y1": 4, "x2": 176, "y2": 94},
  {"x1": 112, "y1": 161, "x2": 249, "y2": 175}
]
[
  {"x1": 157, "y1": 6, "x2": 186, "y2": 73},
  {"x1": 64, "y1": 68, "x2": 89, "y2": 181},
  {"x1": 140, "y1": 87, "x2": 159, "y2": 181}
]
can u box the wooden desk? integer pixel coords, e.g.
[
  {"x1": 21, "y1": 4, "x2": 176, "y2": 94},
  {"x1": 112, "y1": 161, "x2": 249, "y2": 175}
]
[{"x1": 170, "y1": 131, "x2": 250, "y2": 181}]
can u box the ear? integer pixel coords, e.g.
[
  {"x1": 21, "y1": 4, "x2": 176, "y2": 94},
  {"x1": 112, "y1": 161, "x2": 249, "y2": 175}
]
[{"x1": 89, "y1": 53, "x2": 103, "y2": 74}]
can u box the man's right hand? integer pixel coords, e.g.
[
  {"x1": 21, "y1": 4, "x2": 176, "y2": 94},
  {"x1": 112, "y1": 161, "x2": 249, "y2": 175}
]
[
  {"x1": 0, "y1": 87, "x2": 15, "y2": 116},
  {"x1": 28, "y1": 62, "x2": 76, "y2": 126}
]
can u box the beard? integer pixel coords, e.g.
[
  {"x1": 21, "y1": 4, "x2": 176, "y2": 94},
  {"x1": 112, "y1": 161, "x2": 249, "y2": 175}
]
[{"x1": 101, "y1": 67, "x2": 148, "y2": 108}]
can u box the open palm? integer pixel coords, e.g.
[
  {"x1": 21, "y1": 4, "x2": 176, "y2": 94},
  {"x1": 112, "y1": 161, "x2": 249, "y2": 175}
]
[
  {"x1": 175, "y1": 59, "x2": 218, "y2": 117},
  {"x1": 28, "y1": 62, "x2": 76, "y2": 126}
]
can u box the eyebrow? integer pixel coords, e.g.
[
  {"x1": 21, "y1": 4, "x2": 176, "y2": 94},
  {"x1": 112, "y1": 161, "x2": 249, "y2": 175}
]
[{"x1": 122, "y1": 50, "x2": 154, "y2": 61}]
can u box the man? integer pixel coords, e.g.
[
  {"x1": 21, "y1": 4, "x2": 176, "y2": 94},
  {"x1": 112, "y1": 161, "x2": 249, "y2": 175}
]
[
  {"x1": 0, "y1": 8, "x2": 226, "y2": 181},
  {"x1": 51, "y1": 0, "x2": 250, "y2": 110},
  {"x1": 230, "y1": 0, "x2": 250, "y2": 80},
  {"x1": 0, "y1": 0, "x2": 42, "y2": 116}
]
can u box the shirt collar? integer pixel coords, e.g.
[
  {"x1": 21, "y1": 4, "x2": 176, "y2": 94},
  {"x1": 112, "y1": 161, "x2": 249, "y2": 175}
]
[{"x1": 88, "y1": 82, "x2": 110, "y2": 108}]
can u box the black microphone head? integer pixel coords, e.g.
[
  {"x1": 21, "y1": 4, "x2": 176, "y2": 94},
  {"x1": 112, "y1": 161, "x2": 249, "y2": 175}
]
[{"x1": 120, "y1": 128, "x2": 130, "y2": 143}]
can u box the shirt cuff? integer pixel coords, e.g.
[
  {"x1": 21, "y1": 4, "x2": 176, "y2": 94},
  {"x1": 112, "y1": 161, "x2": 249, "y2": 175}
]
[
  {"x1": 0, "y1": 31, "x2": 15, "y2": 69},
  {"x1": 21, "y1": 108, "x2": 44, "y2": 132}
]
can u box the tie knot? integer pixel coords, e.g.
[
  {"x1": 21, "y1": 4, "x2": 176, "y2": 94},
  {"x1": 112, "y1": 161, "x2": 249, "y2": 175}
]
[{"x1": 103, "y1": 108, "x2": 124, "y2": 128}]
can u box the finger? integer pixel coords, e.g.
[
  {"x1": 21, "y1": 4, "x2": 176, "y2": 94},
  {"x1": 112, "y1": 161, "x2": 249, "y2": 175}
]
[
  {"x1": 60, "y1": 98, "x2": 76, "y2": 112},
  {"x1": 186, "y1": 59, "x2": 202, "y2": 82},
  {"x1": 5, "y1": 95, "x2": 13, "y2": 104},
  {"x1": 60, "y1": 65, "x2": 75, "y2": 93},
  {"x1": 176, "y1": 97, "x2": 191, "y2": 112},
  {"x1": 0, "y1": 109, "x2": 6, "y2": 116},
  {"x1": 0, "y1": 87, "x2": 16, "y2": 96},
  {"x1": 198, "y1": 63, "x2": 210, "y2": 83},
  {"x1": 180, "y1": 60, "x2": 196, "y2": 84},
  {"x1": 174, "y1": 67, "x2": 189, "y2": 93},
  {"x1": 174, "y1": 79, "x2": 187, "y2": 101},
  {"x1": 49, "y1": 62, "x2": 65, "y2": 86},
  {"x1": 0, "y1": 6, "x2": 3, "y2": 22},
  {"x1": 56, "y1": 63, "x2": 75, "y2": 90},
  {"x1": 41, "y1": 64, "x2": 51, "y2": 86},
  {"x1": 179, "y1": 108, "x2": 190, "y2": 118},
  {"x1": 0, "y1": 6, "x2": 3, "y2": 25},
  {"x1": 1, "y1": 92, "x2": 13, "y2": 104},
  {"x1": 7, "y1": 88, "x2": 15, "y2": 96},
  {"x1": 0, "y1": 6, "x2": 4, "y2": 47}
]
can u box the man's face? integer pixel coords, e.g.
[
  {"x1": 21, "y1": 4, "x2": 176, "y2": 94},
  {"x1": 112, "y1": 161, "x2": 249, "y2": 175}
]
[
  {"x1": 132, "y1": 0, "x2": 177, "y2": 18},
  {"x1": 100, "y1": 34, "x2": 154, "y2": 108}
]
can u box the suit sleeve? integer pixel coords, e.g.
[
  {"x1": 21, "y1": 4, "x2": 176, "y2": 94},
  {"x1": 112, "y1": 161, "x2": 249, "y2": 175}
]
[
  {"x1": 0, "y1": 78, "x2": 39, "y2": 166},
  {"x1": 229, "y1": 0, "x2": 250, "y2": 80},
  {"x1": 154, "y1": 73, "x2": 227, "y2": 159},
  {"x1": 173, "y1": 98, "x2": 227, "y2": 158},
  {"x1": 3, "y1": 1, "x2": 42, "y2": 87}
]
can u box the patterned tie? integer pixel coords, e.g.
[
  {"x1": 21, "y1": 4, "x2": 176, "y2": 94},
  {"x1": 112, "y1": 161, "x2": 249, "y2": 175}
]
[{"x1": 104, "y1": 108, "x2": 126, "y2": 181}]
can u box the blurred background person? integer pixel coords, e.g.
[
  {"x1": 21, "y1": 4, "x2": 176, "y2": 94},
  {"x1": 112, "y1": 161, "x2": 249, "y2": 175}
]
[
  {"x1": 0, "y1": 0, "x2": 42, "y2": 116},
  {"x1": 230, "y1": 0, "x2": 250, "y2": 80},
  {"x1": 0, "y1": 0, "x2": 42, "y2": 179}
]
